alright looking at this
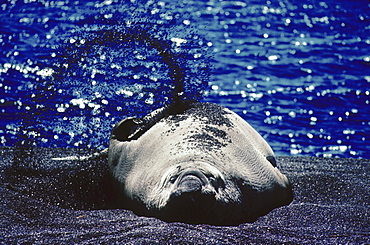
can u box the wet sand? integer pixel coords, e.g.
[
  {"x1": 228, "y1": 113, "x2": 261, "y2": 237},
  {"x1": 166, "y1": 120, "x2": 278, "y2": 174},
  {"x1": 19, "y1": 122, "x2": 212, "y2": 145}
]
[{"x1": 1, "y1": 147, "x2": 369, "y2": 244}]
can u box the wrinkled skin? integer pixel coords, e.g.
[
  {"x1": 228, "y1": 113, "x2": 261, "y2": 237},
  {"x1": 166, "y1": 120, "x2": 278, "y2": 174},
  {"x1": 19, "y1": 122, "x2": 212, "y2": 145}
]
[{"x1": 108, "y1": 102, "x2": 293, "y2": 225}]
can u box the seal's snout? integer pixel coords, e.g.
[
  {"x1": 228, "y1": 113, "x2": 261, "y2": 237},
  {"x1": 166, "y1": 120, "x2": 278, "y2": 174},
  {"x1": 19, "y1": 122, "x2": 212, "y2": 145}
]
[
  {"x1": 173, "y1": 168, "x2": 224, "y2": 196},
  {"x1": 178, "y1": 174, "x2": 203, "y2": 193},
  {"x1": 176, "y1": 169, "x2": 208, "y2": 190},
  {"x1": 162, "y1": 166, "x2": 225, "y2": 223}
]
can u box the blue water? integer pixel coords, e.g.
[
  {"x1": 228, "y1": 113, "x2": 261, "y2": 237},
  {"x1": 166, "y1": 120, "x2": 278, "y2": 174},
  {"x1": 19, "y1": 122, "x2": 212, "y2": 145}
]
[{"x1": 0, "y1": 0, "x2": 369, "y2": 159}]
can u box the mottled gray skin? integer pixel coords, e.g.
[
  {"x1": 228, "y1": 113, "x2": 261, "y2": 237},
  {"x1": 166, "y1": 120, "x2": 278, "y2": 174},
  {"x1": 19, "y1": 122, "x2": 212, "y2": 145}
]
[{"x1": 108, "y1": 102, "x2": 293, "y2": 225}]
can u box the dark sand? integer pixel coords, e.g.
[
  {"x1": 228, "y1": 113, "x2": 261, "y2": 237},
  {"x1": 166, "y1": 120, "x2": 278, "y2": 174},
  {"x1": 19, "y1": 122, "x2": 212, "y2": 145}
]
[{"x1": 1, "y1": 147, "x2": 369, "y2": 244}]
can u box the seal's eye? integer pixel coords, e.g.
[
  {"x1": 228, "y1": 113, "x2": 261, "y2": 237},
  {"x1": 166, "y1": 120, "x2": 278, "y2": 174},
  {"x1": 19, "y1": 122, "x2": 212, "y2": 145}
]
[
  {"x1": 266, "y1": 156, "x2": 277, "y2": 167},
  {"x1": 169, "y1": 175, "x2": 178, "y2": 184},
  {"x1": 112, "y1": 117, "x2": 139, "y2": 141}
]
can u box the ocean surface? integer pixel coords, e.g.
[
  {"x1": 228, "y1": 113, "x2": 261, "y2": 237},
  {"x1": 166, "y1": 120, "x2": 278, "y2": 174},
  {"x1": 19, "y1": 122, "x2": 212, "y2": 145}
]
[{"x1": 1, "y1": 0, "x2": 369, "y2": 159}]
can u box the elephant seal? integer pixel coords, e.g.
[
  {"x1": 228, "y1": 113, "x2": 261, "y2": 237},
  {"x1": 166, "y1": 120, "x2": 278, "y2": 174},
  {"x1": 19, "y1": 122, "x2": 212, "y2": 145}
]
[{"x1": 108, "y1": 101, "x2": 293, "y2": 225}]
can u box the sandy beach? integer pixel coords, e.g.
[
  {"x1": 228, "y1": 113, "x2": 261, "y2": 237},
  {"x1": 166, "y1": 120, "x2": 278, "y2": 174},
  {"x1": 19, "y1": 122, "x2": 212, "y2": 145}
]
[{"x1": 1, "y1": 147, "x2": 368, "y2": 244}]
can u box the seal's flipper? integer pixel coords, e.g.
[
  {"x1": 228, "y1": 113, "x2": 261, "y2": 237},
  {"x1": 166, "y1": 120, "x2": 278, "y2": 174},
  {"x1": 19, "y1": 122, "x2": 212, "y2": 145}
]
[
  {"x1": 111, "y1": 117, "x2": 141, "y2": 142},
  {"x1": 266, "y1": 156, "x2": 277, "y2": 167},
  {"x1": 112, "y1": 102, "x2": 192, "y2": 142}
]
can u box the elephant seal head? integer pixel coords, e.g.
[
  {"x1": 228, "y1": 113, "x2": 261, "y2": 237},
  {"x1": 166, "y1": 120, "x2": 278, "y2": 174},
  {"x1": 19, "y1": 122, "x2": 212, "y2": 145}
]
[{"x1": 108, "y1": 102, "x2": 293, "y2": 225}]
